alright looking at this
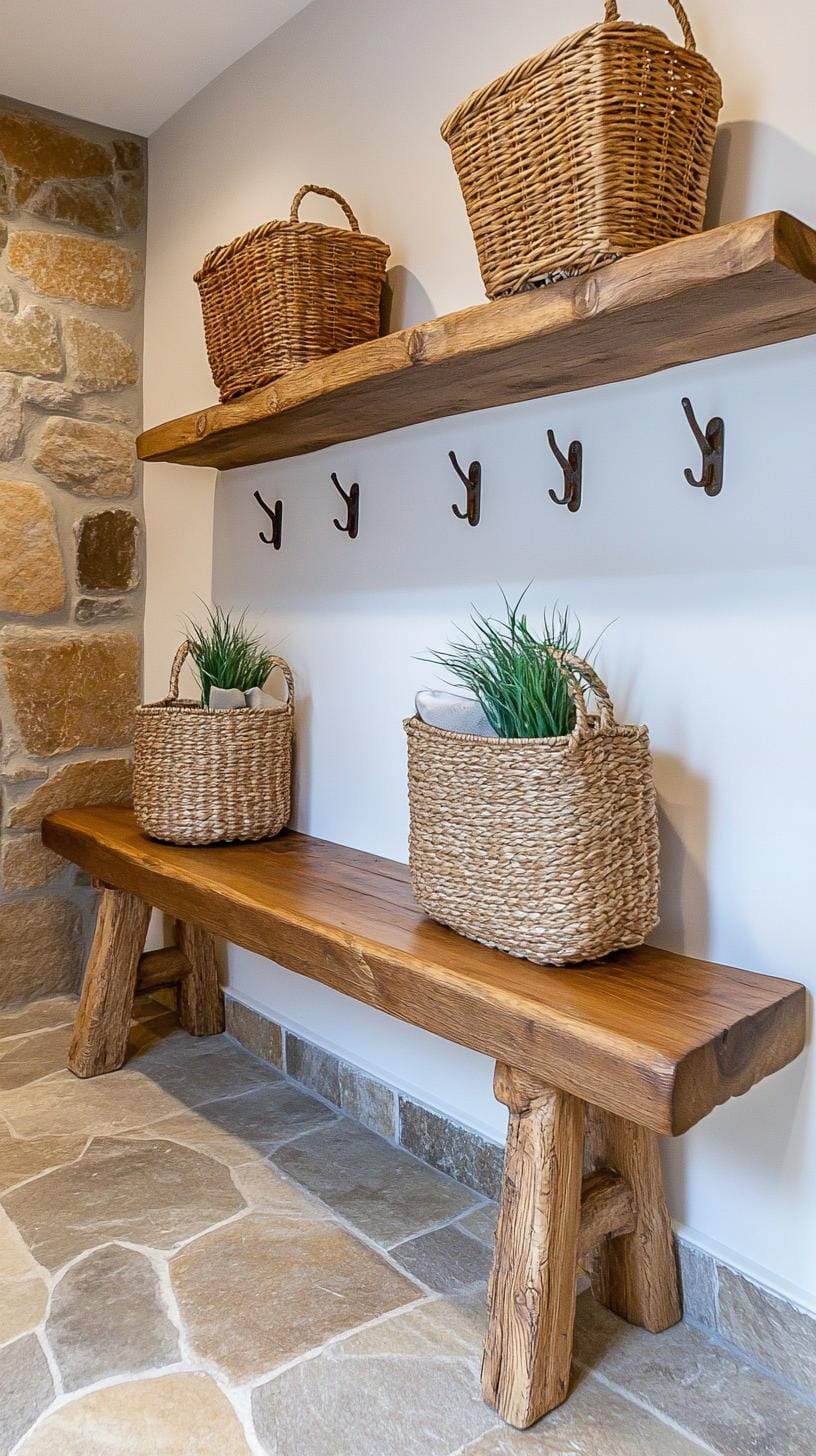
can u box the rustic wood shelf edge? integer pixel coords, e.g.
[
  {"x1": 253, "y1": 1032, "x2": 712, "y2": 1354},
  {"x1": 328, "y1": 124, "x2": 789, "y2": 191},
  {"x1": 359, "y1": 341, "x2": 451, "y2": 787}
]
[{"x1": 137, "y1": 211, "x2": 816, "y2": 471}]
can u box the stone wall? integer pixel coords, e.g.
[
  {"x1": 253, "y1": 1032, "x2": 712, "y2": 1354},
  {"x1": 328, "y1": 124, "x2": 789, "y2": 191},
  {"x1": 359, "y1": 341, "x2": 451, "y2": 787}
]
[{"x1": 0, "y1": 98, "x2": 145, "y2": 1006}]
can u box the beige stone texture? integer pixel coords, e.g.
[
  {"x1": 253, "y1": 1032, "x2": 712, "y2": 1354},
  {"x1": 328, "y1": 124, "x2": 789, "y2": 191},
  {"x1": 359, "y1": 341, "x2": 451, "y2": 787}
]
[
  {"x1": 0, "y1": 1066, "x2": 184, "y2": 1139},
  {"x1": 0, "y1": 372, "x2": 23, "y2": 457},
  {"x1": 0, "y1": 1334, "x2": 54, "y2": 1454},
  {"x1": 0, "y1": 897, "x2": 82, "y2": 1005},
  {"x1": 0, "y1": 1022, "x2": 72, "y2": 1088},
  {"x1": 33, "y1": 416, "x2": 135, "y2": 497},
  {"x1": 0, "y1": 992, "x2": 76, "y2": 1038},
  {"x1": 391, "y1": 1221, "x2": 492, "y2": 1292},
  {"x1": 8, "y1": 230, "x2": 141, "y2": 308},
  {"x1": 0, "y1": 480, "x2": 66, "y2": 615},
  {"x1": 717, "y1": 1263, "x2": 816, "y2": 1398},
  {"x1": 0, "y1": 301, "x2": 61, "y2": 375},
  {"x1": 47, "y1": 1244, "x2": 180, "y2": 1391},
  {"x1": 3, "y1": 1137, "x2": 246, "y2": 1270},
  {"x1": 252, "y1": 1351, "x2": 496, "y2": 1456},
  {"x1": 22, "y1": 376, "x2": 80, "y2": 411},
  {"x1": 0, "y1": 1131, "x2": 86, "y2": 1194},
  {"x1": 0, "y1": 1275, "x2": 48, "y2": 1344},
  {"x1": 272, "y1": 1118, "x2": 480, "y2": 1246},
  {"x1": 64, "y1": 317, "x2": 138, "y2": 391},
  {"x1": 171, "y1": 1212, "x2": 419, "y2": 1381},
  {"x1": 340, "y1": 1289, "x2": 486, "y2": 1358},
  {"x1": 1, "y1": 629, "x2": 139, "y2": 755},
  {"x1": 1, "y1": 832, "x2": 65, "y2": 889},
  {"x1": 74, "y1": 595, "x2": 133, "y2": 624},
  {"x1": 224, "y1": 995, "x2": 284, "y2": 1067},
  {"x1": 0, "y1": 110, "x2": 111, "y2": 200},
  {"x1": 230, "y1": 1159, "x2": 333, "y2": 1219},
  {"x1": 0, "y1": 1207, "x2": 37, "y2": 1278},
  {"x1": 27, "y1": 179, "x2": 117, "y2": 235},
  {"x1": 458, "y1": 1201, "x2": 498, "y2": 1246},
  {"x1": 15, "y1": 1373, "x2": 251, "y2": 1456},
  {"x1": 128, "y1": 1082, "x2": 338, "y2": 1168},
  {"x1": 0, "y1": 284, "x2": 15, "y2": 311},
  {"x1": 8, "y1": 756, "x2": 132, "y2": 829}
]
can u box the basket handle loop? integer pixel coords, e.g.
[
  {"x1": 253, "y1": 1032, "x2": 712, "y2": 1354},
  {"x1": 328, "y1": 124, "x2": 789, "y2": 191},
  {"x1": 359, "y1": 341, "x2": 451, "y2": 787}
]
[
  {"x1": 554, "y1": 650, "x2": 617, "y2": 739},
  {"x1": 289, "y1": 185, "x2": 360, "y2": 232},
  {"x1": 167, "y1": 640, "x2": 192, "y2": 700},
  {"x1": 603, "y1": 0, "x2": 696, "y2": 50},
  {"x1": 267, "y1": 656, "x2": 296, "y2": 711}
]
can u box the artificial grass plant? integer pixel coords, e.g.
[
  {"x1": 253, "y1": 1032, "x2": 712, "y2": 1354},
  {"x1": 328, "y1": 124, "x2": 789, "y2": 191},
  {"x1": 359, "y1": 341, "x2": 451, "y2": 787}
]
[{"x1": 185, "y1": 604, "x2": 277, "y2": 707}]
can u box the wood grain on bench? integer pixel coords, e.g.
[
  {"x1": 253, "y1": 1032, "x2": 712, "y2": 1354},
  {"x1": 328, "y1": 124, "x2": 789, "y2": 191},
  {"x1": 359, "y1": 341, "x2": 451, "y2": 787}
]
[{"x1": 43, "y1": 804, "x2": 805, "y2": 1137}]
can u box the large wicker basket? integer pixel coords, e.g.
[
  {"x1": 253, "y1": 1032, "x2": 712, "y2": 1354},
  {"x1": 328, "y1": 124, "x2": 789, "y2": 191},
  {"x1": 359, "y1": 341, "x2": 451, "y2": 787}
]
[
  {"x1": 194, "y1": 184, "x2": 390, "y2": 402},
  {"x1": 441, "y1": 0, "x2": 722, "y2": 299},
  {"x1": 405, "y1": 654, "x2": 659, "y2": 965},
  {"x1": 133, "y1": 643, "x2": 294, "y2": 846}
]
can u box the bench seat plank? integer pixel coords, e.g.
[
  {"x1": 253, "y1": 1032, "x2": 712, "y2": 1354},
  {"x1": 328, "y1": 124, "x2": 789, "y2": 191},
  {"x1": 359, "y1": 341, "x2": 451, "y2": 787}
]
[{"x1": 43, "y1": 805, "x2": 805, "y2": 1136}]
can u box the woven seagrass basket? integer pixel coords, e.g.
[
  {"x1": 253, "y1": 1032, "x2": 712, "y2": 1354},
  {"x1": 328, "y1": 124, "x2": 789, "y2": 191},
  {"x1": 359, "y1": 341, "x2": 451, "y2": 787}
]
[
  {"x1": 133, "y1": 642, "x2": 294, "y2": 846},
  {"x1": 194, "y1": 184, "x2": 390, "y2": 402},
  {"x1": 441, "y1": 0, "x2": 722, "y2": 299},
  {"x1": 405, "y1": 653, "x2": 659, "y2": 965}
]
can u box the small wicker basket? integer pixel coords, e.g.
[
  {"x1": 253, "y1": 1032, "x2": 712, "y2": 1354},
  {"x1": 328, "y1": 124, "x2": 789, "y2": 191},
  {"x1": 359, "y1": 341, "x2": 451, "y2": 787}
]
[
  {"x1": 405, "y1": 653, "x2": 659, "y2": 966},
  {"x1": 441, "y1": 0, "x2": 722, "y2": 299},
  {"x1": 133, "y1": 642, "x2": 294, "y2": 846},
  {"x1": 195, "y1": 184, "x2": 390, "y2": 402}
]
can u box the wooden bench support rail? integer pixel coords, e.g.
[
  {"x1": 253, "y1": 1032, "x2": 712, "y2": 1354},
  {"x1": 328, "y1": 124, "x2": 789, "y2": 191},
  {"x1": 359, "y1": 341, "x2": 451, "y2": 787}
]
[
  {"x1": 135, "y1": 946, "x2": 192, "y2": 994},
  {"x1": 577, "y1": 1170, "x2": 636, "y2": 1262}
]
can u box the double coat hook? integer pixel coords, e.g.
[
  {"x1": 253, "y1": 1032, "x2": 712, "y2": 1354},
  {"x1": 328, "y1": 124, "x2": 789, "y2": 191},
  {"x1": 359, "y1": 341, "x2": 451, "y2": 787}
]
[
  {"x1": 331, "y1": 472, "x2": 360, "y2": 539},
  {"x1": 449, "y1": 450, "x2": 481, "y2": 527},
  {"x1": 547, "y1": 429, "x2": 582, "y2": 513},
  {"x1": 254, "y1": 490, "x2": 283, "y2": 549},
  {"x1": 681, "y1": 397, "x2": 724, "y2": 497}
]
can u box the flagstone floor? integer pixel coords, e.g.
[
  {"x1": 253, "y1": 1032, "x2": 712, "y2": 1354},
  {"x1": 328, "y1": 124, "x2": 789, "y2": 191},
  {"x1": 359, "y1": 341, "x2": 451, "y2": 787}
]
[{"x1": 0, "y1": 995, "x2": 814, "y2": 1456}]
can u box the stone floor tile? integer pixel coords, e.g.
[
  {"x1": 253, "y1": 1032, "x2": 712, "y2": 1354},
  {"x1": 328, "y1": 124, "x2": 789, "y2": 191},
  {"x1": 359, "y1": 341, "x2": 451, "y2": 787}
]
[
  {"x1": 128, "y1": 1081, "x2": 336, "y2": 1166},
  {"x1": 14, "y1": 1373, "x2": 251, "y2": 1455},
  {"x1": 252, "y1": 1351, "x2": 498, "y2": 1456},
  {"x1": 0, "y1": 1273, "x2": 48, "y2": 1343},
  {"x1": 46, "y1": 1243, "x2": 180, "y2": 1391},
  {"x1": 125, "y1": 1030, "x2": 284, "y2": 1106},
  {"x1": 677, "y1": 1239, "x2": 718, "y2": 1331},
  {"x1": 573, "y1": 1291, "x2": 816, "y2": 1456},
  {"x1": 0, "y1": 1026, "x2": 72, "y2": 1090},
  {"x1": 0, "y1": 1068, "x2": 186, "y2": 1138},
  {"x1": 0, "y1": 1132, "x2": 87, "y2": 1193},
  {"x1": 391, "y1": 1222, "x2": 493, "y2": 1293},
  {"x1": 458, "y1": 1370, "x2": 706, "y2": 1454},
  {"x1": 171, "y1": 1211, "x2": 420, "y2": 1381},
  {"x1": 0, "y1": 1207, "x2": 36, "y2": 1277},
  {"x1": 716, "y1": 1263, "x2": 816, "y2": 1397},
  {"x1": 3, "y1": 1137, "x2": 245, "y2": 1270},
  {"x1": 285, "y1": 1032, "x2": 341, "y2": 1104},
  {"x1": 225, "y1": 996, "x2": 283, "y2": 1068},
  {"x1": 230, "y1": 1159, "x2": 335, "y2": 1219},
  {"x1": 0, "y1": 1333, "x2": 54, "y2": 1454},
  {"x1": 458, "y1": 1201, "x2": 498, "y2": 1247},
  {"x1": 272, "y1": 1119, "x2": 480, "y2": 1246},
  {"x1": 0, "y1": 996, "x2": 77, "y2": 1041},
  {"x1": 339, "y1": 1289, "x2": 486, "y2": 1357},
  {"x1": 399, "y1": 1099, "x2": 505, "y2": 1202},
  {"x1": 338, "y1": 1060, "x2": 396, "y2": 1138}
]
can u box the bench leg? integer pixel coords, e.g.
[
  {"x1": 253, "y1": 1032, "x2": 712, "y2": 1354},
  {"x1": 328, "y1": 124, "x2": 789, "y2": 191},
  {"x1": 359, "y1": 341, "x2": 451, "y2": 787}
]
[
  {"x1": 481, "y1": 1064, "x2": 584, "y2": 1429},
  {"x1": 583, "y1": 1105, "x2": 681, "y2": 1332},
  {"x1": 175, "y1": 920, "x2": 225, "y2": 1036},
  {"x1": 68, "y1": 886, "x2": 151, "y2": 1078}
]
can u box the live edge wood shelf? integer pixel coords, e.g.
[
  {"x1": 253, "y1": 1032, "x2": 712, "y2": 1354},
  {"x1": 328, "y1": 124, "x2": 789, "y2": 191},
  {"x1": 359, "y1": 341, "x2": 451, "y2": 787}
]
[
  {"x1": 137, "y1": 211, "x2": 816, "y2": 471},
  {"x1": 43, "y1": 806, "x2": 806, "y2": 1431}
]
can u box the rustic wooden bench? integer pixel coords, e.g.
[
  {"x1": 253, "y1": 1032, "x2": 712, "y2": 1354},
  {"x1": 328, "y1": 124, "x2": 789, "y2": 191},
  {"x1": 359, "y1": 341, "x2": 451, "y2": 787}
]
[{"x1": 43, "y1": 804, "x2": 806, "y2": 1430}]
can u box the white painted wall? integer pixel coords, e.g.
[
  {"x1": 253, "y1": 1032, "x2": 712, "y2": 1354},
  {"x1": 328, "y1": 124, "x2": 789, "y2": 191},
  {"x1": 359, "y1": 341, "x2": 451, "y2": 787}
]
[{"x1": 144, "y1": 0, "x2": 816, "y2": 1308}]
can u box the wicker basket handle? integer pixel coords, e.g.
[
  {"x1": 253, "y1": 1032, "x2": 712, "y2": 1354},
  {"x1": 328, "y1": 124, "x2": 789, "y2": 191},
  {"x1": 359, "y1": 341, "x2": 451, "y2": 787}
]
[
  {"x1": 555, "y1": 650, "x2": 617, "y2": 738},
  {"x1": 289, "y1": 185, "x2": 360, "y2": 232},
  {"x1": 603, "y1": 0, "x2": 696, "y2": 50},
  {"x1": 166, "y1": 641, "x2": 295, "y2": 710}
]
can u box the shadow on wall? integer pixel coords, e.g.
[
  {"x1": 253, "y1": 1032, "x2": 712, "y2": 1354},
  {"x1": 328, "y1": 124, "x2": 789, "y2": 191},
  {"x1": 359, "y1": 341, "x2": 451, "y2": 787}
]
[
  {"x1": 382, "y1": 264, "x2": 437, "y2": 333},
  {"x1": 706, "y1": 119, "x2": 816, "y2": 228},
  {"x1": 652, "y1": 755, "x2": 710, "y2": 960}
]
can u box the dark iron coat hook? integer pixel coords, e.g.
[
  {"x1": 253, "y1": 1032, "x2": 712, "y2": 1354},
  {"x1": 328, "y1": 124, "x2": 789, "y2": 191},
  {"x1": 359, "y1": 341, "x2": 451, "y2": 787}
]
[
  {"x1": 331, "y1": 472, "x2": 360, "y2": 539},
  {"x1": 449, "y1": 450, "x2": 481, "y2": 527},
  {"x1": 547, "y1": 429, "x2": 582, "y2": 513},
  {"x1": 254, "y1": 490, "x2": 283, "y2": 549},
  {"x1": 681, "y1": 397, "x2": 724, "y2": 497}
]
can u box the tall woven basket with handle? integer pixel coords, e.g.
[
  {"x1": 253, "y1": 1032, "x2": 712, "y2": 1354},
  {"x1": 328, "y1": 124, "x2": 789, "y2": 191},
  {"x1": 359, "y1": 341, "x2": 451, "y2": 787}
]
[
  {"x1": 441, "y1": 0, "x2": 722, "y2": 299},
  {"x1": 133, "y1": 642, "x2": 294, "y2": 846},
  {"x1": 195, "y1": 184, "x2": 390, "y2": 402},
  {"x1": 405, "y1": 653, "x2": 659, "y2": 966}
]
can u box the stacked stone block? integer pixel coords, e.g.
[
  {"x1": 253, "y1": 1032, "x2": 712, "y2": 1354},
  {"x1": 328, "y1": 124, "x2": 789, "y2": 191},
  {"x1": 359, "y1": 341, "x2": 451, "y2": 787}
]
[{"x1": 0, "y1": 98, "x2": 146, "y2": 1005}]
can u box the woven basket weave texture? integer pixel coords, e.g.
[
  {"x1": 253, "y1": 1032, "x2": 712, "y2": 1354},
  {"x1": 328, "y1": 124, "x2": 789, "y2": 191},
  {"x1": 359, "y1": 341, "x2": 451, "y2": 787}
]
[
  {"x1": 441, "y1": 0, "x2": 722, "y2": 298},
  {"x1": 133, "y1": 643, "x2": 294, "y2": 846},
  {"x1": 195, "y1": 184, "x2": 390, "y2": 401},
  {"x1": 405, "y1": 653, "x2": 659, "y2": 965}
]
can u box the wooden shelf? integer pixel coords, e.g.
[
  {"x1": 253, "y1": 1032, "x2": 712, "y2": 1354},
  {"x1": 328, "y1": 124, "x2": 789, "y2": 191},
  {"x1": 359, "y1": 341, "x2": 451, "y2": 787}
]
[{"x1": 137, "y1": 211, "x2": 816, "y2": 471}]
